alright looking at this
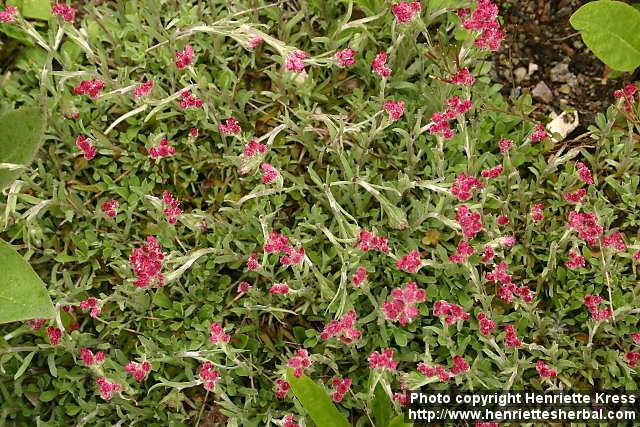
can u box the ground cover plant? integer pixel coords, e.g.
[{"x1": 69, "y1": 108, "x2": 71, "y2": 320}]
[{"x1": 0, "y1": 0, "x2": 639, "y2": 426}]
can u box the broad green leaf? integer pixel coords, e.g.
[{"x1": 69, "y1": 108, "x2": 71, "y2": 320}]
[
  {"x1": 372, "y1": 383, "x2": 393, "y2": 427},
  {"x1": 0, "y1": 107, "x2": 46, "y2": 191},
  {"x1": 14, "y1": 351, "x2": 36, "y2": 379},
  {"x1": 0, "y1": 239, "x2": 55, "y2": 324},
  {"x1": 570, "y1": 1, "x2": 640, "y2": 71},
  {"x1": 7, "y1": 0, "x2": 52, "y2": 20},
  {"x1": 286, "y1": 370, "x2": 350, "y2": 427},
  {"x1": 389, "y1": 414, "x2": 413, "y2": 427}
]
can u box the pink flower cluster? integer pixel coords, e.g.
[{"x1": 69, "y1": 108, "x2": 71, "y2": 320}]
[
  {"x1": 448, "y1": 67, "x2": 476, "y2": 86},
  {"x1": 80, "y1": 348, "x2": 105, "y2": 366},
  {"x1": 429, "y1": 96, "x2": 472, "y2": 139},
  {"x1": 52, "y1": 4, "x2": 77, "y2": 23},
  {"x1": 451, "y1": 173, "x2": 483, "y2": 201},
  {"x1": 283, "y1": 414, "x2": 300, "y2": 427},
  {"x1": 247, "y1": 252, "x2": 261, "y2": 270},
  {"x1": 584, "y1": 295, "x2": 612, "y2": 321},
  {"x1": 434, "y1": 300, "x2": 470, "y2": 325},
  {"x1": 614, "y1": 83, "x2": 637, "y2": 114},
  {"x1": 261, "y1": 163, "x2": 280, "y2": 185},
  {"x1": 357, "y1": 230, "x2": 390, "y2": 252},
  {"x1": 477, "y1": 312, "x2": 496, "y2": 335},
  {"x1": 396, "y1": 249, "x2": 422, "y2": 273},
  {"x1": 382, "y1": 281, "x2": 426, "y2": 326},
  {"x1": 567, "y1": 211, "x2": 603, "y2": 246},
  {"x1": 530, "y1": 124, "x2": 549, "y2": 141},
  {"x1": 499, "y1": 138, "x2": 513, "y2": 153},
  {"x1": 320, "y1": 309, "x2": 361, "y2": 344},
  {"x1": 384, "y1": 100, "x2": 405, "y2": 121},
  {"x1": 530, "y1": 203, "x2": 544, "y2": 222},
  {"x1": 369, "y1": 348, "x2": 398, "y2": 371},
  {"x1": 199, "y1": 361, "x2": 220, "y2": 390},
  {"x1": 96, "y1": 377, "x2": 121, "y2": 400},
  {"x1": 80, "y1": 297, "x2": 101, "y2": 318},
  {"x1": 626, "y1": 351, "x2": 640, "y2": 368},
  {"x1": 219, "y1": 117, "x2": 241, "y2": 135},
  {"x1": 130, "y1": 236, "x2": 165, "y2": 288},
  {"x1": 162, "y1": 191, "x2": 182, "y2": 224},
  {"x1": 264, "y1": 232, "x2": 304, "y2": 265},
  {"x1": 149, "y1": 139, "x2": 176, "y2": 159},
  {"x1": 462, "y1": 0, "x2": 505, "y2": 51},
  {"x1": 418, "y1": 362, "x2": 450, "y2": 381},
  {"x1": 275, "y1": 379, "x2": 290, "y2": 398},
  {"x1": 564, "y1": 188, "x2": 586, "y2": 203},
  {"x1": 565, "y1": 250, "x2": 585, "y2": 270},
  {"x1": 243, "y1": 140, "x2": 267, "y2": 157},
  {"x1": 0, "y1": 5, "x2": 17, "y2": 22},
  {"x1": 576, "y1": 161, "x2": 594, "y2": 185},
  {"x1": 76, "y1": 135, "x2": 97, "y2": 160},
  {"x1": 125, "y1": 361, "x2": 152, "y2": 381},
  {"x1": 351, "y1": 266, "x2": 368, "y2": 286},
  {"x1": 47, "y1": 326, "x2": 62, "y2": 347},
  {"x1": 134, "y1": 80, "x2": 153, "y2": 98},
  {"x1": 288, "y1": 349, "x2": 312, "y2": 377},
  {"x1": 391, "y1": 2, "x2": 421, "y2": 23},
  {"x1": 450, "y1": 240, "x2": 474, "y2": 263},
  {"x1": 449, "y1": 355, "x2": 470, "y2": 375},
  {"x1": 179, "y1": 90, "x2": 203, "y2": 109},
  {"x1": 101, "y1": 199, "x2": 119, "y2": 218},
  {"x1": 335, "y1": 48, "x2": 356, "y2": 67},
  {"x1": 210, "y1": 322, "x2": 230, "y2": 345},
  {"x1": 175, "y1": 44, "x2": 194, "y2": 69},
  {"x1": 331, "y1": 377, "x2": 351, "y2": 402},
  {"x1": 456, "y1": 205, "x2": 482, "y2": 238},
  {"x1": 602, "y1": 231, "x2": 625, "y2": 251},
  {"x1": 270, "y1": 283, "x2": 290, "y2": 294},
  {"x1": 237, "y1": 281, "x2": 251, "y2": 293},
  {"x1": 248, "y1": 35, "x2": 264, "y2": 49},
  {"x1": 372, "y1": 51, "x2": 391, "y2": 78},
  {"x1": 536, "y1": 360, "x2": 557, "y2": 378},
  {"x1": 481, "y1": 245, "x2": 495, "y2": 263},
  {"x1": 74, "y1": 79, "x2": 104, "y2": 99},
  {"x1": 28, "y1": 318, "x2": 46, "y2": 330},
  {"x1": 481, "y1": 165, "x2": 503, "y2": 179},
  {"x1": 285, "y1": 50, "x2": 307, "y2": 72},
  {"x1": 503, "y1": 325, "x2": 522, "y2": 348}
]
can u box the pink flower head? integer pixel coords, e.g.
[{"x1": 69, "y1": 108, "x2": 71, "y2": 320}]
[
  {"x1": 356, "y1": 230, "x2": 390, "y2": 252},
  {"x1": 210, "y1": 322, "x2": 230, "y2": 345},
  {"x1": 565, "y1": 250, "x2": 585, "y2": 270},
  {"x1": 614, "y1": 83, "x2": 637, "y2": 114},
  {"x1": 28, "y1": 318, "x2": 46, "y2": 330},
  {"x1": 451, "y1": 172, "x2": 483, "y2": 201},
  {"x1": 369, "y1": 348, "x2": 398, "y2": 371},
  {"x1": 382, "y1": 281, "x2": 426, "y2": 326},
  {"x1": 199, "y1": 361, "x2": 220, "y2": 390},
  {"x1": 584, "y1": 294, "x2": 612, "y2": 321},
  {"x1": 602, "y1": 231, "x2": 626, "y2": 251},
  {"x1": 396, "y1": 249, "x2": 422, "y2": 273},
  {"x1": 433, "y1": 300, "x2": 470, "y2": 325},
  {"x1": 418, "y1": 362, "x2": 451, "y2": 381},
  {"x1": 162, "y1": 191, "x2": 182, "y2": 225},
  {"x1": 503, "y1": 325, "x2": 522, "y2": 348},
  {"x1": 189, "y1": 127, "x2": 199, "y2": 138},
  {"x1": 237, "y1": 281, "x2": 251, "y2": 293},
  {"x1": 631, "y1": 332, "x2": 640, "y2": 344},
  {"x1": 391, "y1": 2, "x2": 421, "y2": 24},
  {"x1": 288, "y1": 349, "x2": 312, "y2": 378},
  {"x1": 462, "y1": 0, "x2": 505, "y2": 51},
  {"x1": 243, "y1": 140, "x2": 267, "y2": 157},
  {"x1": 481, "y1": 245, "x2": 495, "y2": 264},
  {"x1": 52, "y1": 4, "x2": 76, "y2": 23},
  {"x1": 80, "y1": 297, "x2": 101, "y2": 318},
  {"x1": 275, "y1": 379, "x2": 290, "y2": 398},
  {"x1": 130, "y1": 236, "x2": 165, "y2": 288},
  {"x1": 428, "y1": 113, "x2": 454, "y2": 139},
  {"x1": 564, "y1": 188, "x2": 587, "y2": 203},
  {"x1": 134, "y1": 80, "x2": 153, "y2": 98},
  {"x1": 449, "y1": 355, "x2": 470, "y2": 375},
  {"x1": 456, "y1": 205, "x2": 482, "y2": 239},
  {"x1": 530, "y1": 203, "x2": 544, "y2": 222},
  {"x1": 264, "y1": 231, "x2": 289, "y2": 253},
  {"x1": 448, "y1": 67, "x2": 476, "y2": 86},
  {"x1": 96, "y1": 377, "x2": 121, "y2": 400},
  {"x1": 285, "y1": 50, "x2": 307, "y2": 73},
  {"x1": 481, "y1": 165, "x2": 503, "y2": 179},
  {"x1": 47, "y1": 326, "x2": 62, "y2": 347},
  {"x1": 536, "y1": 360, "x2": 557, "y2": 378},
  {"x1": 0, "y1": 6, "x2": 18, "y2": 22},
  {"x1": 80, "y1": 348, "x2": 106, "y2": 366},
  {"x1": 219, "y1": 117, "x2": 241, "y2": 135},
  {"x1": 248, "y1": 34, "x2": 264, "y2": 49},
  {"x1": 499, "y1": 138, "x2": 513, "y2": 153},
  {"x1": 261, "y1": 162, "x2": 280, "y2": 184},
  {"x1": 320, "y1": 309, "x2": 361, "y2": 344},
  {"x1": 247, "y1": 252, "x2": 261, "y2": 270},
  {"x1": 530, "y1": 124, "x2": 549, "y2": 141},
  {"x1": 125, "y1": 361, "x2": 152, "y2": 381},
  {"x1": 567, "y1": 211, "x2": 603, "y2": 247},
  {"x1": 625, "y1": 351, "x2": 640, "y2": 368},
  {"x1": 270, "y1": 283, "x2": 290, "y2": 294},
  {"x1": 335, "y1": 48, "x2": 357, "y2": 67},
  {"x1": 500, "y1": 235, "x2": 516, "y2": 248},
  {"x1": 76, "y1": 135, "x2": 97, "y2": 160},
  {"x1": 575, "y1": 161, "x2": 594, "y2": 185},
  {"x1": 175, "y1": 44, "x2": 195, "y2": 69},
  {"x1": 394, "y1": 391, "x2": 409, "y2": 406},
  {"x1": 486, "y1": 261, "x2": 512, "y2": 285},
  {"x1": 351, "y1": 266, "x2": 368, "y2": 287},
  {"x1": 497, "y1": 214, "x2": 509, "y2": 225},
  {"x1": 384, "y1": 100, "x2": 405, "y2": 121},
  {"x1": 476, "y1": 312, "x2": 496, "y2": 335},
  {"x1": 74, "y1": 79, "x2": 104, "y2": 99},
  {"x1": 101, "y1": 199, "x2": 119, "y2": 218},
  {"x1": 372, "y1": 51, "x2": 391, "y2": 78},
  {"x1": 450, "y1": 240, "x2": 474, "y2": 263},
  {"x1": 149, "y1": 138, "x2": 176, "y2": 159},
  {"x1": 331, "y1": 377, "x2": 352, "y2": 403},
  {"x1": 283, "y1": 414, "x2": 300, "y2": 427},
  {"x1": 179, "y1": 90, "x2": 203, "y2": 109}
]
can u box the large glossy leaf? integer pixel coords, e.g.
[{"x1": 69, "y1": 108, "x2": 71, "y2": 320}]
[
  {"x1": 286, "y1": 370, "x2": 351, "y2": 427},
  {"x1": 0, "y1": 107, "x2": 45, "y2": 191},
  {"x1": 0, "y1": 239, "x2": 55, "y2": 324},
  {"x1": 570, "y1": 0, "x2": 640, "y2": 71}
]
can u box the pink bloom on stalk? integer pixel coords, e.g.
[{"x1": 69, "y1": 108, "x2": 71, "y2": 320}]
[
  {"x1": 189, "y1": 127, "x2": 199, "y2": 138},
  {"x1": 567, "y1": 211, "x2": 603, "y2": 247},
  {"x1": 433, "y1": 300, "x2": 470, "y2": 325},
  {"x1": 462, "y1": 0, "x2": 505, "y2": 51},
  {"x1": 530, "y1": 124, "x2": 548, "y2": 141},
  {"x1": 486, "y1": 262, "x2": 512, "y2": 284},
  {"x1": 631, "y1": 332, "x2": 640, "y2": 344},
  {"x1": 248, "y1": 34, "x2": 264, "y2": 49},
  {"x1": 179, "y1": 90, "x2": 203, "y2": 109},
  {"x1": 503, "y1": 325, "x2": 522, "y2": 348},
  {"x1": 270, "y1": 283, "x2": 290, "y2": 294},
  {"x1": 101, "y1": 199, "x2": 119, "y2": 218},
  {"x1": 261, "y1": 162, "x2": 279, "y2": 184},
  {"x1": 80, "y1": 348, "x2": 106, "y2": 366},
  {"x1": 80, "y1": 297, "x2": 101, "y2": 318},
  {"x1": 394, "y1": 391, "x2": 409, "y2": 406},
  {"x1": 584, "y1": 294, "x2": 612, "y2": 321},
  {"x1": 575, "y1": 161, "x2": 594, "y2": 185},
  {"x1": 602, "y1": 231, "x2": 625, "y2": 251},
  {"x1": 28, "y1": 318, "x2": 46, "y2": 330},
  {"x1": 497, "y1": 215, "x2": 509, "y2": 225},
  {"x1": 449, "y1": 240, "x2": 474, "y2": 263},
  {"x1": 498, "y1": 138, "x2": 513, "y2": 153},
  {"x1": 264, "y1": 232, "x2": 289, "y2": 253},
  {"x1": 384, "y1": 100, "x2": 405, "y2": 121},
  {"x1": 76, "y1": 135, "x2": 97, "y2": 160},
  {"x1": 219, "y1": 117, "x2": 241, "y2": 135},
  {"x1": 396, "y1": 250, "x2": 422, "y2": 273},
  {"x1": 372, "y1": 51, "x2": 391, "y2": 77},
  {"x1": 530, "y1": 203, "x2": 544, "y2": 222},
  {"x1": 614, "y1": 83, "x2": 638, "y2": 114},
  {"x1": 391, "y1": 1, "x2": 421, "y2": 24},
  {"x1": 456, "y1": 205, "x2": 482, "y2": 238},
  {"x1": 198, "y1": 361, "x2": 220, "y2": 390},
  {"x1": 476, "y1": 312, "x2": 495, "y2": 335},
  {"x1": 369, "y1": 348, "x2": 398, "y2": 371},
  {"x1": 283, "y1": 414, "x2": 300, "y2": 427},
  {"x1": 149, "y1": 139, "x2": 176, "y2": 159},
  {"x1": 47, "y1": 326, "x2": 62, "y2": 347},
  {"x1": 451, "y1": 172, "x2": 483, "y2": 201},
  {"x1": 280, "y1": 245, "x2": 305, "y2": 265},
  {"x1": 500, "y1": 235, "x2": 516, "y2": 248},
  {"x1": 243, "y1": 140, "x2": 267, "y2": 157},
  {"x1": 247, "y1": 252, "x2": 261, "y2": 270},
  {"x1": 481, "y1": 245, "x2": 495, "y2": 263},
  {"x1": 162, "y1": 191, "x2": 182, "y2": 225},
  {"x1": 130, "y1": 236, "x2": 165, "y2": 288},
  {"x1": 565, "y1": 250, "x2": 585, "y2": 270},
  {"x1": 134, "y1": 80, "x2": 153, "y2": 98},
  {"x1": 74, "y1": 79, "x2": 104, "y2": 99},
  {"x1": 285, "y1": 50, "x2": 307, "y2": 72},
  {"x1": 536, "y1": 360, "x2": 557, "y2": 378},
  {"x1": 0, "y1": 6, "x2": 18, "y2": 22},
  {"x1": 634, "y1": 251, "x2": 640, "y2": 261},
  {"x1": 448, "y1": 67, "x2": 476, "y2": 86},
  {"x1": 449, "y1": 355, "x2": 470, "y2": 375},
  {"x1": 331, "y1": 377, "x2": 352, "y2": 403},
  {"x1": 274, "y1": 379, "x2": 290, "y2": 398},
  {"x1": 210, "y1": 322, "x2": 230, "y2": 345},
  {"x1": 175, "y1": 44, "x2": 194, "y2": 69},
  {"x1": 626, "y1": 351, "x2": 640, "y2": 368},
  {"x1": 288, "y1": 349, "x2": 312, "y2": 378},
  {"x1": 125, "y1": 361, "x2": 152, "y2": 381},
  {"x1": 351, "y1": 266, "x2": 368, "y2": 287},
  {"x1": 356, "y1": 230, "x2": 389, "y2": 252},
  {"x1": 320, "y1": 309, "x2": 361, "y2": 344},
  {"x1": 418, "y1": 362, "x2": 450, "y2": 381},
  {"x1": 96, "y1": 377, "x2": 121, "y2": 400},
  {"x1": 335, "y1": 48, "x2": 357, "y2": 67},
  {"x1": 481, "y1": 165, "x2": 503, "y2": 179},
  {"x1": 564, "y1": 188, "x2": 586, "y2": 203},
  {"x1": 237, "y1": 281, "x2": 251, "y2": 293},
  {"x1": 382, "y1": 281, "x2": 426, "y2": 326},
  {"x1": 52, "y1": 4, "x2": 76, "y2": 23}
]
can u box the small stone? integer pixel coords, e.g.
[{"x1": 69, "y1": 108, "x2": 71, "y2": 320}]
[
  {"x1": 547, "y1": 110, "x2": 579, "y2": 142},
  {"x1": 532, "y1": 81, "x2": 553, "y2": 103},
  {"x1": 514, "y1": 67, "x2": 527, "y2": 83},
  {"x1": 528, "y1": 63, "x2": 539, "y2": 76},
  {"x1": 550, "y1": 62, "x2": 576, "y2": 83}
]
